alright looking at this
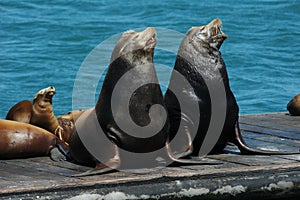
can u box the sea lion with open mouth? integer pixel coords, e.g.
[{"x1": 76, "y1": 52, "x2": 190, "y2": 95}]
[
  {"x1": 30, "y1": 86, "x2": 64, "y2": 141},
  {"x1": 164, "y1": 18, "x2": 299, "y2": 156}
]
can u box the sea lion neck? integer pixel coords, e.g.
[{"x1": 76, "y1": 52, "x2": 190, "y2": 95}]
[{"x1": 119, "y1": 48, "x2": 154, "y2": 67}]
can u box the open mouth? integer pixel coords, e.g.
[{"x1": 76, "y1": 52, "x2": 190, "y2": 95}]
[
  {"x1": 45, "y1": 91, "x2": 55, "y2": 99},
  {"x1": 48, "y1": 91, "x2": 55, "y2": 96},
  {"x1": 213, "y1": 24, "x2": 227, "y2": 39},
  {"x1": 146, "y1": 34, "x2": 157, "y2": 46}
]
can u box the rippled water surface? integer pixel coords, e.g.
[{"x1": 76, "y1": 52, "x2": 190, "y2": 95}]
[{"x1": 1, "y1": 0, "x2": 300, "y2": 118}]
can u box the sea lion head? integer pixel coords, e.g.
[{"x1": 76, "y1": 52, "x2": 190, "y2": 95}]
[
  {"x1": 110, "y1": 27, "x2": 157, "y2": 65},
  {"x1": 188, "y1": 18, "x2": 227, "y2": 50},
  {"x1": 287, "y1": 94, "x2": 300, "y2": 116},
  {"x1": 33, "y1": 86, "x2": 56, "y2": 106}
]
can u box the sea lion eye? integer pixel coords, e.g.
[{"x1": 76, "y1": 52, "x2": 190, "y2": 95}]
[{"x1": 196, "y1": 30, "x2": 206, "y2": 39}]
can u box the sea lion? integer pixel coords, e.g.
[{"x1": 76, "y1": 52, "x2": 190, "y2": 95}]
[
  {"x1": 58, "y1": 110, "x2": 86, "y2": 122},
  {"x1": 6, "y1": 100, "x2": 33, "y2": 123},
  {"x1": 164, "y1": 18, "x2": 299, "y2": 156},
  {"x1": 0, "y1": 119, "x2": 68, "y2": 160},
  {"x1": 69, "y1": 27, "x2": 172, "y2": 176},
  {"x1": 287, "y1": 94, "x2": 300, "y2": 116},
  {"x1": 30, "y1": 86, "x2": 64, "y2": 141},
  {"x1": 57, "y1": 110, "x2": 86, "y2": 143}
]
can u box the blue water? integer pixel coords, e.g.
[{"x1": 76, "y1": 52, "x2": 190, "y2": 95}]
[{"x1": 1, "y1": 0, "x2": 300, "y2": 118}]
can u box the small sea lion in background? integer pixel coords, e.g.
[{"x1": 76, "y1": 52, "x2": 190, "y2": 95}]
[
  {"x1": 287, "y1": 94, "x2": 300, "y2": 116},
  {"x1": 164, "y1": 18, "x2": 299, "y2": 156},
  {"x1": 57, "y1": 109, "x2": 86, "y2": 143},
  {"x1": 30, "y1": 86, "x2": 64, "y2": 140},
  {"x1": 6, "y1": 100, "x2": 33, "y2": 123},
  {"x1": 58, "y1": 109, "x2": 86, "y2": 122},
  {"x1": 0, "y1": 119, "x2": 68, "y2": 160}
]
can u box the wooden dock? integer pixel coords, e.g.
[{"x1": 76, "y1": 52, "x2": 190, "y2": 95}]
[{"x1": 0, "y1": 112, "x2": 299, "y2": 200}]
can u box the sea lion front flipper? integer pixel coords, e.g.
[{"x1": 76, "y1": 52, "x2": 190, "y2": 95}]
[
  {"x1": 49, "y1": 147, "x2": 67, "y2": 162},
  {"x1": 53, "y1": 138, "x2": 74, "y2": 161},
  {"x1": 233, "y1": 120, "x2": 300, "y2": 155},
  {"x1": 106, "y1": 124, "x2": 123, "y2": 146},
  {"x1": 54, "y1": 126, "x2": 64, "y2": 141}
]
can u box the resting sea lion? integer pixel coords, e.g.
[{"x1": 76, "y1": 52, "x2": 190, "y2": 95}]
[
  {"x1": 6, "y1": 100, "x2": 33, "y2": 123},
  {"x1": 30, "y1": 86, "x2": 64, "y2": 140},
  {"x1": 287, "y1": 94, "x2": 300, "y2": 116},
  {"x1": 69, "y1": 27, "x2": 173, "y2": 176},
  {"x1": 57, "y1": 109, "x2": 86, "y2": 143},
  {"x1": 0, "y1": 119, "x2": 68, "y2": 160},
  {"x1": 164, "y1": 18, "x2": 299, "y2": 156}
]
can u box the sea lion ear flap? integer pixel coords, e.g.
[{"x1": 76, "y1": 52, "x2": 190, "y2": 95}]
[
  {"x1": 33, "y1": 92, "x2": 41, "y2": 101},
  {"x1": 196, "y1": 26, "x2": 207, "y2": 39},
  {"x1": 122, "y1": 30, "x2": 136, "y2": 36},
  {"x1": 33, "y1": 88, "x2": 45, "y2": 101},
  {"x1": 33, "y1": 94, "x2": 39, "y2": 101}
]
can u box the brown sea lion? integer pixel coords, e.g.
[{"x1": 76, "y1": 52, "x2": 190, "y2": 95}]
[
  {"x1": 0, "y1": 119, "x2": 68, "y2": 160},
  {"x1": 5, "y1": 100, "x2": 33, "y2": 123},
  {"x1": 287, "y1": 94, "x2": 300, "y2": 116},
  {"x1": 30, "y1": 86, "x2": 64, "y2": 141},
  {"x1": 164, "y1": 18, "x2": 299, "y2": 156},
  {"x1": 58, "y1": 110, "x2": 86, "y2": 122},
  {"x1": 57, "y1": 110, "x2": 86, "y2": 143}
]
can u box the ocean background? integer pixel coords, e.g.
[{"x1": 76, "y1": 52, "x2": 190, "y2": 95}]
[{"x1": 1, "y1": 0, "x2": 299, "y2": 118}]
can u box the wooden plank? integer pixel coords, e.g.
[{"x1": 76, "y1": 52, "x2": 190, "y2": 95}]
[
  {"x1": 0, "y1": 112, "x2": 299, "y2": 199},
  {"x1": 206, "y1": 154, "x2": 297, "y2": 166},
  {"x1": 2, "y1": 164, "x2": 300, "y2": 200},
  {"x1": 241, "y1": 135, "x2": 300, "y2": 152},
  {"x1": 2, "y1": 158, "x2": 81, "y2": 177},
  {"x1": 241, "y1": 112, "x2": 300, "y2": 124},
  {"x1": 242, "y1": 131, "x2": 300, "y2": 148},
  {"x1": 27, "y1": 156, "x2": 92, "y2": 173},
  {"x1": 240, "y1": 115, "x2": 300, "y2": 133},
  {"x1": 276, "y1": 154, "x2": 300, "y2": 162},
  {"x1": 240, "y1": 123, "x2": 300, "y2": 140}
]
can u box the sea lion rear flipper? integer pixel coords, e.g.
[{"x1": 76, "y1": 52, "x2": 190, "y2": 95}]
[
  {"x1": 49, "y1": 147, "x2": 67, "y2": 162},
  {"x1": 72, "y1": 159, "x2": 120, "y2": 177},
  {"x1": 53, "y1": 138, "x2": 73, "y2": 161},
  {"x1": 233, "y1": 120, "x2": 300, "y2": 155},
  {"x1": 167, "y1": 124, "x2": 222, "y2": 165},
  {"x1": 72, "y1": 146, "x2": 120, "y2": 177},
  {"x1": 166, "y1": 141, "x2": 222, "y2": 166}
]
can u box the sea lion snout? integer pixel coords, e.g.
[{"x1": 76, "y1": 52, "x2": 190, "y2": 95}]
[
  {"x1": 46, "y1": 86, "x2": 56, "y2": 97},
  {"x1": 34, "y1": 86, "x2": 56, "y2": 100},
  {"x1": 137, "y1": 27, "x2": 157, "y2": 50}
]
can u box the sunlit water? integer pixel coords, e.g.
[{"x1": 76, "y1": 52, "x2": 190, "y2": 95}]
[{"x1": 1, "y1": 0, "x2": 300, "y2": 118}]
